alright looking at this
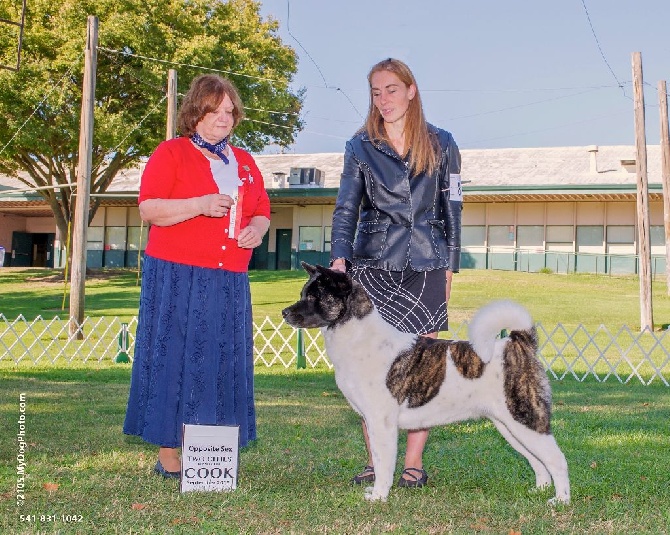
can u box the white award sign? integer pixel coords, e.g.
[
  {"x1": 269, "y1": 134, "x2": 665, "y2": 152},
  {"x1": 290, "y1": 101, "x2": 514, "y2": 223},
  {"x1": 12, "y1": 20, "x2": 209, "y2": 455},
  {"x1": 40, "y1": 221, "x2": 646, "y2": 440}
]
[{"x1": 180, "y1": 424, "x2": 240, "y2": 493}]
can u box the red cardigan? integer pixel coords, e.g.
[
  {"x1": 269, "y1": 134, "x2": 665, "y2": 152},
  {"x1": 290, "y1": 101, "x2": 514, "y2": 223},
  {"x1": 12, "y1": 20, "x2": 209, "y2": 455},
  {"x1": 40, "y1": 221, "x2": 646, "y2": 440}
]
[{"x1": 139, "y1": 137, "x2": 271, "y2": 272}]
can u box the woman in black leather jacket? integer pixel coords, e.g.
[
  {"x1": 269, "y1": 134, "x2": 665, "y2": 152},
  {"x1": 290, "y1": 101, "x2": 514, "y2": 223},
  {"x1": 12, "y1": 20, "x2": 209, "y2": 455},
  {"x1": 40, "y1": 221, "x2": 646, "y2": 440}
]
[{"x1": 330, "y1": 58, "x2": 462, "y2": 489}]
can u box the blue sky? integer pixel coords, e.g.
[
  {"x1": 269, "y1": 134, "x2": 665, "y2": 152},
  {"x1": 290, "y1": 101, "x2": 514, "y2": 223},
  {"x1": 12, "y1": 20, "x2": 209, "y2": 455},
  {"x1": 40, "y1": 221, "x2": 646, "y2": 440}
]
[{"x1": 258, "y1": 0, "x2": 670, "y2": 154}]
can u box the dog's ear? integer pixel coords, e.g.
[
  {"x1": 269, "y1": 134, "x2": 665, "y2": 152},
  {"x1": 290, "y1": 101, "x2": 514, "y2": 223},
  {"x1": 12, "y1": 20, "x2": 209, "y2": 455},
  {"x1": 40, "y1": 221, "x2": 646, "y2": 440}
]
[
  {"x1": 316, "y1": 264, "x2": 352, "y2": 296},
  {"x1": 315, "y1": 264, "x2": 345, "y2": 278},
  {"x1": 301, "y1": 262, "x2": 317, "y2": 276}
]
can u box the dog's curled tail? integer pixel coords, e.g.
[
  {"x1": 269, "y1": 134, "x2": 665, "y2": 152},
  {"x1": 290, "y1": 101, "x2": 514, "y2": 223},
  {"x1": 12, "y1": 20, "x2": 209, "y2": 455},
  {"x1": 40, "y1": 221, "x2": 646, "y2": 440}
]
[{"x1": 468, "y1": 300, "x2": 534, "y2": 363}]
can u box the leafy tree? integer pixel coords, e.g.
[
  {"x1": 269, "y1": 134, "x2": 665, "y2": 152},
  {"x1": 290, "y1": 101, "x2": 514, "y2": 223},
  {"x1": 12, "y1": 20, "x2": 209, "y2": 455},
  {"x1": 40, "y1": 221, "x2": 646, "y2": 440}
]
[{"x1": 0, "y1": 0, "x2": 303, "y2": 246}]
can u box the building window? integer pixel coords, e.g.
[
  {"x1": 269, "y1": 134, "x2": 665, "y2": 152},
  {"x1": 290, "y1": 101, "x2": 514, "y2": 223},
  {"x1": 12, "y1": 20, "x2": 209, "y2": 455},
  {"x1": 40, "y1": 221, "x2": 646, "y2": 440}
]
[
  {"x1": 517, "y1": 225, "x2": 543, "y2": 249},
  {"x1": 127, "y1": 226, "x2": 148, "y2": 251},
  {"x1": 324, "y1": 226, "x2": 332, "y2": 252},
  {"x1": 546, "y1": 225, "x2": 573, "y2": 243},
  {"x1": 87, "y1": 227, "x2": 104, "y2": 251},
  {"x1": 576, "y1": 225, "x2": 604, "y2": 250},
  {"x1": 462, "y1": 226, "x2": 486, "y2": 247},
  {"x1": 105, "y1": 227, "x2": 127, "y2": 251},
  {"x1": 606, "y1": 225, "x2": 635, "y2": 244},
  {"x1": 488, "y1": 225, "x2": 515, "y2": 247},
  {"x1": 651, "y1": 225, "x2": 665, "y2": 246},
  {"x1": 298, "y1": 226, "x2": 321, "y2": 251},
  {"x1": 606, "y1": 225, "x2": 635, "y2": 257},
  {"x1": 546, "y1": 225, "x2": 574, "y2": 252}
]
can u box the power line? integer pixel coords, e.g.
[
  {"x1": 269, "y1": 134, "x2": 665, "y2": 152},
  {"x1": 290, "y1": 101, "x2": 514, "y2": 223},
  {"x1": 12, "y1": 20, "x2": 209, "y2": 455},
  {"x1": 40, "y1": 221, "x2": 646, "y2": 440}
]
[
  {"x1": 96, "y1": 46, "x2": 287, "y2": 85},
  {"x1": 461, "y1": 108, "x2": 630, "y2": 148},
  {"x1": 580, "y1": 0, "x2": 628, "y2": 98},
  {"x1": 422, "y1": 83, "x2": 625, "y2": 93},
  {"x1": 245, "y1": 118, "x2": 348, "y2": 140},
  {"x1": 0, "y1": 53, "x2": 83, "y2": 158},
  {"x1": 110, "y1": 95, "x2": 168, "y2": 156},
  {"x1": 303, "y1": 115, "x2": 361, "y2": 125},
  {"x1": 244, "y1": 106, "x2": 300, "y2": 117},
  {"x1": 335, "y1": 89, "x2": 363, "y2": 120},
  {"x1": 447, "y1": 87, "x2": 607, "y2": 121},
  {"x1": 286, "y1": 0, "x2": 328, "y2": 89},
  {"x1": 97, "y1": 48, "x2": 167, "y2": 93},
  {"x1": 97, "y1": 46, "x2": 308, "y2": 130},
  {"x1": 101, "y1": 43, "x2": 359, "y2": 116},
  {"x1": 285, "y1": 0, "x2": 363, "y2": 119}
]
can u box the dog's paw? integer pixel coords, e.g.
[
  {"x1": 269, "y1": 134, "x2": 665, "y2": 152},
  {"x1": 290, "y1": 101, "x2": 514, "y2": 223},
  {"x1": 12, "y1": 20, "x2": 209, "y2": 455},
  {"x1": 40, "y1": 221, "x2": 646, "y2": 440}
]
[
  {"x1": 547, "y1": 495, "x2": 570, "y2": 506},
  {"x1": 363, "y1": 487, "x2": 388, "y2": 502}
]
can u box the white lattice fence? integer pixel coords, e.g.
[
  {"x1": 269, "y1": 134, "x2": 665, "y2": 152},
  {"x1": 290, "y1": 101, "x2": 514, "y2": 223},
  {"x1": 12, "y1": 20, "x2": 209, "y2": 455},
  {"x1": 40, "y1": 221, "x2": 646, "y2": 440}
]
[
  {"x1": 1, "y1": 313, "x2": 669, "y2": 385},
  {"x1": 0, "y1": 314, "x2": 138, "y2": 364},
  {"x1": 536, "y1": 323, "x2": 670, "y2": 385}
]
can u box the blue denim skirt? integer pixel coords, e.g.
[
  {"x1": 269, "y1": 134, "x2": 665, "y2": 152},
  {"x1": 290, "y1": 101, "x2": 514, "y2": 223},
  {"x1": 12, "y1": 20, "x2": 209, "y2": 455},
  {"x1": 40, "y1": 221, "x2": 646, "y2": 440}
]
[{"x1": 123, "y1": 255, "x2": 256, "y2": 448}]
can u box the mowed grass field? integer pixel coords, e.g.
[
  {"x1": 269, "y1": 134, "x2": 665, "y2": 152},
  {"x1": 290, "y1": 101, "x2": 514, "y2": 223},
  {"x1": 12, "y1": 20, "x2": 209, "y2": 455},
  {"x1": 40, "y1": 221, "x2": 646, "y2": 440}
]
[
  {"x1": 1, "y1": 268, "x2": 670, "y2": 534},
  {"x1": 3, "y1": 266, "x2": 670, "y2": 329}
]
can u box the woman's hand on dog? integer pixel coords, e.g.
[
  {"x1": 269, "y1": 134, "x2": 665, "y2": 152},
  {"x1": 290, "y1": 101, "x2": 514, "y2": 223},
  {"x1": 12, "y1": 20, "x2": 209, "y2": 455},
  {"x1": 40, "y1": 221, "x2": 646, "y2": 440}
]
[{"x1": 330, "y1": 258, "x2": 347, "y2": 273}]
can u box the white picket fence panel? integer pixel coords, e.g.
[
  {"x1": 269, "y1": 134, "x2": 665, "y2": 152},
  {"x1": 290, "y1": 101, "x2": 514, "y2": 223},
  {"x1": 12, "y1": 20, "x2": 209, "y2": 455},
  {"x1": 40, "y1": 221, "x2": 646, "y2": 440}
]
[{"x1": 1, "y1": 313, "x2": 669, "y2": 386}]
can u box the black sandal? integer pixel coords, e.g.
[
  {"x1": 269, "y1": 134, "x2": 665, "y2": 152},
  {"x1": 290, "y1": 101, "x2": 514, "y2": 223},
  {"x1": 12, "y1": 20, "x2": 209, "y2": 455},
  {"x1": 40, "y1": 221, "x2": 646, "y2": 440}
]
[
  {"x1": 351, "y1": 465, "x2": 375, "y2": 484},
  {"x1": 397, "y1": 467, "x2": 428, "y2": 488}
]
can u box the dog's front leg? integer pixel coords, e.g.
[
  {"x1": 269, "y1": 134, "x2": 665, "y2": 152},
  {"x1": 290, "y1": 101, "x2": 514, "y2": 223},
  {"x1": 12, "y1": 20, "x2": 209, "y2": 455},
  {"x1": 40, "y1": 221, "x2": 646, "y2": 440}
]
[{"x1": 362, "y1": 417, "x2": 398, "y2": 502}]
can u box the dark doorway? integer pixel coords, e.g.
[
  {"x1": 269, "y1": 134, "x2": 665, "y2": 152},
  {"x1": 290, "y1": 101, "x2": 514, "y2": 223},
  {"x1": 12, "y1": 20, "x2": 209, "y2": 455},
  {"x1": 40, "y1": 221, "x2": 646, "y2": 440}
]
[
  {"x1": 9, "y1": 232, "x2": 56, "y2": 267},
  {"x1": 249, "y1": 232, "x2": 269, "y2": 270},
  {"x1": 276, "y1": 229, "x2": 292, "y2": 270},
  {"x1": 9, "y1": 232, "x2": 32, "y2": 267}
]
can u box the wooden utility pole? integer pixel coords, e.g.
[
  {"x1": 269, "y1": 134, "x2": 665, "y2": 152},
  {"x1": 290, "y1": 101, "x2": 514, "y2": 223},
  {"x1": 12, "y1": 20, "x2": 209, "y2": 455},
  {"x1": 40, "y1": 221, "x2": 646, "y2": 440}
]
[
  {"x1": 69, "y1": 15, "x2": 98, "y2": 338},
  {"x1": 660, "y1": 80, "x2": 670, "y2": 296},
  {"x1": 632, "y1": 52, "x2": 653, "y2": 331},
  {"x1": 166, "y1": 69, "x2": 178, "y2": 140}
]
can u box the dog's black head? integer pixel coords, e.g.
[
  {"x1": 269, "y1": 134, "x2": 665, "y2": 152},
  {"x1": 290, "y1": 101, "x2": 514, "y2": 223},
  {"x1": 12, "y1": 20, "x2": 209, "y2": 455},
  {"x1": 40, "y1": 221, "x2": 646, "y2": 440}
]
[{"x1": 282, "y1": 262, "x2": 373, "y2": 329}]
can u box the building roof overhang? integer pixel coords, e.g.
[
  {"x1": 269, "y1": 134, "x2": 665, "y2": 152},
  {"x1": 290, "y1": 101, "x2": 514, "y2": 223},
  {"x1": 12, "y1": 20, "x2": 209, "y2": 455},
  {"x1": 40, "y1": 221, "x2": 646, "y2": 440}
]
[
  {"x1": 464, "y1": 183, "x2": 664, "y2": 202},
  {"x1": 267, "y1": 187, "x2": 340, "y2": 205},
  {"x1": 0, "y1": 184, "x2": 665, "y2": 216}
]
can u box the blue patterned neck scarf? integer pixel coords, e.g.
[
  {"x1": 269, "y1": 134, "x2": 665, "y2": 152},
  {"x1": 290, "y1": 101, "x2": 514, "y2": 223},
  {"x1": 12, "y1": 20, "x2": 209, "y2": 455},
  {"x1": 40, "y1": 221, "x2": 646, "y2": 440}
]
[{"x1": 190, "y1": 132, "x2": 230, "y2": 164}]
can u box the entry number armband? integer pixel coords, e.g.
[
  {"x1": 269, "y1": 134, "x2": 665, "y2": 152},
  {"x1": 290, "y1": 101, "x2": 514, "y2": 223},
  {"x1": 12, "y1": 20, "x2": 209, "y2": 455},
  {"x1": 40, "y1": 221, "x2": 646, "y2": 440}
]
[{"x1": 449, "y1": 174, "x2": 462, "y2": 202}]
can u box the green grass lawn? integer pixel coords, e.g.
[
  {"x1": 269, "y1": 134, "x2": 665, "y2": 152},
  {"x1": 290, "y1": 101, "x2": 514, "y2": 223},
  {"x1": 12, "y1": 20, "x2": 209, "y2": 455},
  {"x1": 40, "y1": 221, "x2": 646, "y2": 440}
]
[
  {"x1": 1, "y1": 364, "x2": 668, "y2": 534},
  {"x1": 2, "y1": 266, "x2": 670, "y2": 329},
  {"x1": 1, "y1": 268, "x2": 670, "y2": 533}
]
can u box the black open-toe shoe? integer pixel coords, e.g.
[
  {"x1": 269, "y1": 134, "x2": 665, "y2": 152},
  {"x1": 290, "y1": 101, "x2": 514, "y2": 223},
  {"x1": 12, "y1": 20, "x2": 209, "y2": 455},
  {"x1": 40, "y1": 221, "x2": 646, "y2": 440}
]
[
  {"x1": 397, "y1": 467, "x2": 428, "y2": 488},
  {"x1": 154, "y1": 460, "x2": 180, "y2": 479},
  {"x1": 351, "y1": 465, "x2": 375, "y2": 484}
]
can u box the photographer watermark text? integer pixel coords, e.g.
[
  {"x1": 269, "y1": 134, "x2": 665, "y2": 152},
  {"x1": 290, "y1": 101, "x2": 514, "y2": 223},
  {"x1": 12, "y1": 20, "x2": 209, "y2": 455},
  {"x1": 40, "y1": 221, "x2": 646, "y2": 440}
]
[{"x1": 17, "y1": 393, "x2": 26, "y2": 507}]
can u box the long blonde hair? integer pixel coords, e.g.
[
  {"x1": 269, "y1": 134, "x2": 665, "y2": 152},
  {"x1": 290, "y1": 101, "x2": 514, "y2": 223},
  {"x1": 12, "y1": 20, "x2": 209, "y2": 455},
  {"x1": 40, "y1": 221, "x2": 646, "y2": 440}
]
[{"x1": 364, "y1": 58, "x2": 438, "y2": 176}]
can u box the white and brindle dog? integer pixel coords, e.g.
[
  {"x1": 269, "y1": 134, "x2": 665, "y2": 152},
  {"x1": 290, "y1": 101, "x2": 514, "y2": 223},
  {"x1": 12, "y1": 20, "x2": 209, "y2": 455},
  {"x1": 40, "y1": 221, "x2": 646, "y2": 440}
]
[{"x1": 282, "y1": 262, "x2": 570, "y2": 504}]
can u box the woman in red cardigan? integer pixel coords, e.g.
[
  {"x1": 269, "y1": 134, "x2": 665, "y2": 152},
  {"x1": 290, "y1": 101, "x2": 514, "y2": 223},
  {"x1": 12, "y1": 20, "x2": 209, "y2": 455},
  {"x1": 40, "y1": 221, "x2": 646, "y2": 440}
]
[{"x1": 124, "y1": 74, "x2": 270, "y2": 479}]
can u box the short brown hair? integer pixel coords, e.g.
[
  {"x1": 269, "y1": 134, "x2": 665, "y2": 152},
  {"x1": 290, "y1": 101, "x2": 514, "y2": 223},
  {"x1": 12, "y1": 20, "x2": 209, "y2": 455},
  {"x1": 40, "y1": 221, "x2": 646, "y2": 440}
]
[{"x1": 177, "y1": 74, "x2": 245, "y2": 137}]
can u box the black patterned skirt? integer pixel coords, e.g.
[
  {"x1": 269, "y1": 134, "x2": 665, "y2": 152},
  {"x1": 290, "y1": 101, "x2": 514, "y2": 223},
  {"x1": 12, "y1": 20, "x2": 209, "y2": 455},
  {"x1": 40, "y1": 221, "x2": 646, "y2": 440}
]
[{"x1": 351, "y1": 266, "x2": 448, "y2": 334}]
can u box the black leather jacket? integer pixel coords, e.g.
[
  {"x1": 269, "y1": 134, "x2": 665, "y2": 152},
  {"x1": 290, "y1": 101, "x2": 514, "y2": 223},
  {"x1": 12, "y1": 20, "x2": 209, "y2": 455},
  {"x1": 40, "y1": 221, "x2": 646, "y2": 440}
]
[{"x1": 331, "y1": 124, "x2": 462, "y2": 272}]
